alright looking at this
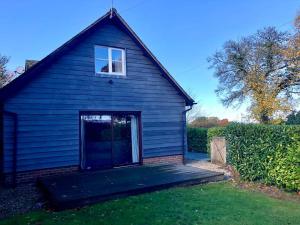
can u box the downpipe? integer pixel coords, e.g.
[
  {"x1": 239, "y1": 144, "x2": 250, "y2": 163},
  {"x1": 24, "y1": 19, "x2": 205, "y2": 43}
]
[{"x1": 182, "y1": 104, "x2": 196, "y2": 164}]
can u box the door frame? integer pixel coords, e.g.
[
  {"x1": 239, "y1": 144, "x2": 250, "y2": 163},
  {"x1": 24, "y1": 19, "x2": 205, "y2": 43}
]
[{"x1": 79, "y1": 110, "x2": 143, "y2": 170}]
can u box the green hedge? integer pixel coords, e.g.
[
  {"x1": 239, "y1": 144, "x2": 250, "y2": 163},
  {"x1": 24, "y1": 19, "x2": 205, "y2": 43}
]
[
  {"x1": 208, "y1": 124, "x2": 300, "y2": 191},
  {"x1": 207, "y1": 127, "x2": 225, "y2": 154},
  {"x1": 187, "y1": 127, "x2": 208, "y2": 152}
]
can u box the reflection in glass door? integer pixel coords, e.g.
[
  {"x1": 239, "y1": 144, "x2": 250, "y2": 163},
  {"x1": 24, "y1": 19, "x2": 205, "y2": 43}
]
[
  {"x1": 113, "y1": 115, "x2": 132, "y2": 166},
  {"x1": 81, "y1": 115, "x2": 112, "y2": 170}
]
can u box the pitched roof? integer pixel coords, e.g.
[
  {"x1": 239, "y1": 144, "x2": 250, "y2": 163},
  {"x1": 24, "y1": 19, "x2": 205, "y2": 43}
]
[{"x1": 0, "y1": 8, "x2": 195, "y2": 106}]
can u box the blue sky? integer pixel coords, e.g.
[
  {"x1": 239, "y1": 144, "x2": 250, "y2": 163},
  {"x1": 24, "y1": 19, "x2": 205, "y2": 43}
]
[{"x1": 1, "y1": 0, "x2": 299, "y2": 120}]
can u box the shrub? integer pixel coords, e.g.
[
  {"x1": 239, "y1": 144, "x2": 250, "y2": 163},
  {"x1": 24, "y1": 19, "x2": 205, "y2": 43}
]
[
  {"x1": 189, "y1": 116, "x2": 229, "y2": 128},
  {"x1": 207, "y1": 127, "x2": 226, "y2": 154},
  {"x1": 215, "y1": 124, "x2": 300, "y2": 192},
  {"x1": 187, "y1": 127, "x2": 208, "y2": 152},
  {"x1": 286, "y1": 111, "x2": 300, "y2": 125}
]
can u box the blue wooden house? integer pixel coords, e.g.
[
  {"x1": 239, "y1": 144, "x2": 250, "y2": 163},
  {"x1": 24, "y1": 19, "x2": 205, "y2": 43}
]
[{"x1": 0, "y1": 9, "x2": 194, "y2": 185}]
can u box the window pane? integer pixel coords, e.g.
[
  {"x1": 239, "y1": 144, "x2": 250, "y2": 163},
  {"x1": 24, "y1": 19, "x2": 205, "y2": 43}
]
[
  {"x1": 81, "y1": 115, "x2": 112, "y2": 169},
  {"x1": 95, "y1": 46, "x2": 108, "y2": 59},
  {"x1": 112, "y1": 49, "x2": 123, "y2": 61},
  {"x1": 95, "y1": 60, "x2": 109, "y2": 73},
  {"x1": 113, "y1": 115, "x2": 132, "y2": 165},
  {"x1": 112, "y1": 60, "x2": 123, "y2": 73}
]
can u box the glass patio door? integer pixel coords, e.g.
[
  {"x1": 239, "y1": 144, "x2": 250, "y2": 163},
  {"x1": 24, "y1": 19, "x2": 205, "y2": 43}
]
[
  {"x1": 81, "y1": 113, "x2": 139, "y2": 170},
  {"x1": 81, "y1": 115, "x2": 113, "y2": 170},
  {"x1": 112, "y1": 115, "x2": 132, "y2": 166}
]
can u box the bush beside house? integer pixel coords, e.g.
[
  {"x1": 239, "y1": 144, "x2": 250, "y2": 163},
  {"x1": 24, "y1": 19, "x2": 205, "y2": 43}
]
[
  {"x1": 225, "y1": 124, "x2": 300, "y2": 192},
  {"x1": 187, "y1": 127, "x2": 207, "y2": 152},
  {"x1": 187, "y1": 126, "x2": 226, "y2": 153},
  {"x1": 208, "y1": 124, "x2": 300, "y2": 191},
  {"x1": 207, "y1": 127, "x2": 225, "y2": 154},
  {"x1": 187, "y1": 123, "x2": 300, "y2": 191}
]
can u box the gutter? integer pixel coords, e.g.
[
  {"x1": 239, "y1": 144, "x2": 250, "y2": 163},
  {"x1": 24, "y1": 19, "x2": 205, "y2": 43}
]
[{"x1": 182, "y1": 103, "x2": 196, "y2": 162}]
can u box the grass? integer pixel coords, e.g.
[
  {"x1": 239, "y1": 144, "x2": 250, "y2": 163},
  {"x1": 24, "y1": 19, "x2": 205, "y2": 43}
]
[{"x1": 0, "y1": 182, "x2": 299, "y2": 225}]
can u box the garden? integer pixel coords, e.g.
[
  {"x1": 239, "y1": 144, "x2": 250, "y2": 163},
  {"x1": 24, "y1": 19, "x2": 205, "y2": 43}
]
[
  {"x1": 0, "y1": 182, "x2": 299, "y2": 225},
  {"x1": 1, "y1": 123, "x2": 299, "y2": 224}
]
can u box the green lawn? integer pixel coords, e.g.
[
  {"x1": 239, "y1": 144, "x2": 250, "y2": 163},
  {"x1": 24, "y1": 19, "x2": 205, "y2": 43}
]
[{"x1": 1, "y1": 182, "x2": 299, "y2": 225}]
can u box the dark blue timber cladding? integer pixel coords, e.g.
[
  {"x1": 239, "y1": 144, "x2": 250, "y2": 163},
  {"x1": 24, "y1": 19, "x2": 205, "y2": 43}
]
[
  {"x1": 3, "y1": 20, "x2": 186, "y2": 172},
  {"x1": 3, "y1": 115, "x2": 14, "y2": 172}
]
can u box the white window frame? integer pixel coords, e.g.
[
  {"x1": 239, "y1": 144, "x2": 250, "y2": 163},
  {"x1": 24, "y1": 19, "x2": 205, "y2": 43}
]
[{"x1": 95, "y1": 46, "x2": 126, "y2": 76}]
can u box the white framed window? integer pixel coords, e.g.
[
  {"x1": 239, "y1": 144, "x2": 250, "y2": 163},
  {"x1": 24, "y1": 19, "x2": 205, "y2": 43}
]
[{"x1": 94, "y1": 46, "x2": 126, "y2": 76}]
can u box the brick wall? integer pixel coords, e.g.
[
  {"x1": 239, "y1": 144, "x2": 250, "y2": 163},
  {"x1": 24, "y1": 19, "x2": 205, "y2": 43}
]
[
  {"x1": 143, "y1": 155, "x2": 183, "y2": 164},
  {"x1": 3, "y1": 166, "x2": 79, "y2": 185},
  {"x1": 3, "y1": 154, "x2": 184, "y2": 186}
]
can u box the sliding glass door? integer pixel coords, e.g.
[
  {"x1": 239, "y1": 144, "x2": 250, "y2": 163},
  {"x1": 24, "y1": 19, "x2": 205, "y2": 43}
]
[
  {"x1": 81, "y1": 115, "x2": 112, "y2": 170},
  {"x1": 112, "y1": 115, "x2": 132, "y2": 166},
  {"x1": 81, "y1": 113, "x2": 140, "y2": 170}
]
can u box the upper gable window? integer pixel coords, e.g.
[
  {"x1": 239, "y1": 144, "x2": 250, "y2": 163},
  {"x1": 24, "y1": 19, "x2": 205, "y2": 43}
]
[{"x1": 95, "y1": 46, "x2": 126, "y2": 76}]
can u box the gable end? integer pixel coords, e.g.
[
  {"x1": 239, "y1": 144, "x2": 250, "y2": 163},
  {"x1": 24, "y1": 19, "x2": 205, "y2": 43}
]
[{"x1": 0, "y1": 9, "x2": 194, "y2": 106}]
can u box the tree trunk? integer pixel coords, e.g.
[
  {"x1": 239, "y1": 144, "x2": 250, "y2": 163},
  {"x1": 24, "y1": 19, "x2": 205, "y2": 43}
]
[{"x1": 260, "y1": 113, "x2": 270, "y2": 124}]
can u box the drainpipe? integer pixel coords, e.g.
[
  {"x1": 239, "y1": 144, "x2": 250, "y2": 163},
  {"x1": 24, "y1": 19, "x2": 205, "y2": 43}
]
[
  {"x1": 182, "y1": 103, "x2": 196, "y2": 163},
  {"x1": 2, "y1": 111, "x2": 18, "y2": 188}
]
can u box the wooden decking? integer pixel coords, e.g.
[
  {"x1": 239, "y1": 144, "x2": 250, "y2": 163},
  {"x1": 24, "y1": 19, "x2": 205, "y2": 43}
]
[{"x1": 38, "y1": 164, "x2": 224, "y2": 210}]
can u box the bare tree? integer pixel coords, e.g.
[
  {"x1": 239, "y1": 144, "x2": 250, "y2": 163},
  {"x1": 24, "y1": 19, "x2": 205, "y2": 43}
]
[
  {"x1": 187, "y1": 104, "x2": 204, "y2": 123},
  {"x1": 185, "y1": 89, "x2": 205, "y2": 123},
  {"x1": 282, "y1": 12, "x2": 300, "y2": 96},
  {"x1": 0, "y1": 54, "x2": 10, "y2": 88},
  {"x1": 0, "y1": 54, "x2": 24, "y2": 88}
]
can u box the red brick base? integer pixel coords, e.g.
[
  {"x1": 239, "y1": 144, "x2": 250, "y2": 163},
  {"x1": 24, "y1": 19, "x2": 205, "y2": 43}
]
[
  {"x1": 143, "y1": 155, "x2": 183, "y2": 164},
  {"x1": 3, "y1": 166, "x2": 79, "y2": 185},
  {"x1": 2, "y1": 155, "x2": 184, "y2": 186}
]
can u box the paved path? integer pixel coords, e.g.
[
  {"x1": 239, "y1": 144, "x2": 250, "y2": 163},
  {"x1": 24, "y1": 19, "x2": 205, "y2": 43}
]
[
  {"x1": 185, "y1": 152, "x2": 209, "y2": 161},
  {"x1": 185, "y1": 160, "x2": 232, "y2": 179}
]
